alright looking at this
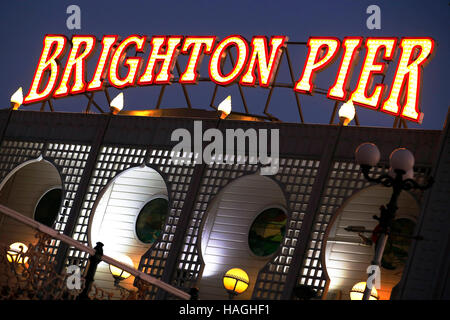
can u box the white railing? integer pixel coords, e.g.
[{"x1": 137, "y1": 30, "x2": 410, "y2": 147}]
[{"x1": 0, "y1": 204, "x2": 190, "y2": 300}]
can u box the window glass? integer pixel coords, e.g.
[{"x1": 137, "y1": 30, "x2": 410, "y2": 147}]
[
  {"x1": 248, "y1": 208, "x2": 287, "y2": 257},
  {"x1": 34, "y1": 188, "x2": 62, "y2": 227},
  {"x1": 135, "y1": 198, "x2": 169, "y2": 244}
]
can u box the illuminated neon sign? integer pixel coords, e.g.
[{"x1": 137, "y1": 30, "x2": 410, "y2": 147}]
[{"x1": 23, "y1": 35, "x2": 435, "y2": 123}]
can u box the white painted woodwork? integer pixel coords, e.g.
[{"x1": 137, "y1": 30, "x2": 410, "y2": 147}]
[
  {"x1": 324, "y1": 185, "x2": 419, "y2": 300},
  {"x1": 0, "y1": 160, "x2": 62, "y2": 248},
  {"x1": 89, "y1": 166, "x2": 168, "y2": 298},
  {"x1": 198, "y1": 174, "x2": 287, "y2": 300}
]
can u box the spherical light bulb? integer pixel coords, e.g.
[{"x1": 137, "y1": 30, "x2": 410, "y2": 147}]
[
  {"x1": 109, "y1": 254, "x2": 134, "y2": 281},
  {"x1": 389, "y1": 148, "x2": 415, "y2": 172},
  {"x1": 223, "y1": 268, "x2": 249, "y2": 296},
  {"x1": 7, "y1": 242, "x2": 29, "y2": 264},
  {"x1": 350, "y1": 281, "x2": 378, "y2": 300},
  {"x1": 355, "y1": 143, "x2": 380, "y2": 167}
]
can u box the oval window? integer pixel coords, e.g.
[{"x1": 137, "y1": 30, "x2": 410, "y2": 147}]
[
  {"x1": 248, "y1": 208, "x2": 287, "y2": 257},
  {"x1": 34, "y1": 188, "x2": 62, "y2": 227},
  {"x1": 135, "y1": 198, "x2": 169, "y2": 244}
]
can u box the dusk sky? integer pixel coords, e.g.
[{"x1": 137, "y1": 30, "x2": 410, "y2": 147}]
[{"x1": 0, "y1": 0, "x2": 448, "y2": 129}]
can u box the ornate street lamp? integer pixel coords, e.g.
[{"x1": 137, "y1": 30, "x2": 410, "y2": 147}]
[{"x1": 354, "y1": 143, "x2": 433, "y2": 300}]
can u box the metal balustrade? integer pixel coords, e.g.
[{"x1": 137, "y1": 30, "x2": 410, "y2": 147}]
[{"x1": 0, "y1": 204, "x2": 190, "y2": 300}]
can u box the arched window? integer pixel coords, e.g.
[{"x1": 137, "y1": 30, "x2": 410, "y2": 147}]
[
  {"x1": 248, "y1": 207, "x2": 287, "y2": 257},
  {"x1": 135, "y1": 197, "x2": 169, "y2": 244},
  {"x1": 34, "y1": 188, "x2": 62, "y2": 227}
]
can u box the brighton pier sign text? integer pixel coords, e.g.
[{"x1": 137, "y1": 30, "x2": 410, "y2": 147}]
[{"x1": 23, "y1": 35, "x2": 435, "y2": 123}]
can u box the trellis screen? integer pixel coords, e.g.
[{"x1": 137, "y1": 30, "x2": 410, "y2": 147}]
[
  {"x1": 66, "y1": 145, "x2": 147, "y2": 268},
  {"x1": 167, "y1": 156, "x2": 320, "y2": 300},
  {"x1": 0, "y1": 111, "x2": 440, "y2": 300},
  {"x1": 296, "y1": 161, "x2": 429, "y2": 298},
  {"x1": 137, "y1": 148, "x2": 195, "y2": 298},
  {"x1": 0, "y1": 140, "x2": 91, "y2": 258}
]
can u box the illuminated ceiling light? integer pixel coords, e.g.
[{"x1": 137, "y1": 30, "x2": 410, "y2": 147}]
[
  {"x1": 217, "y1": 95, "x2": 232, "y2": 119},
  {"x1": 223, "y1": 267, "x2": 249, "y2": 299},
  {"x1": 7, "y1": 242, "x2": 29, "y2": 264},
  {"x1": 10, "y1": 87, "x2": 24, "y2": 110},
  {"x1": 350, "y1": 281, "x2": 379, "y2": 300},
  {"x1": 109, "y1": 92, "x2": 124, "y2": 115},
  {"x1": 109, "y1": 254, "x2": 134, "y2": 285},
  {"x1": 338, "y1": 100, "x2": 355, "y2": 126}
]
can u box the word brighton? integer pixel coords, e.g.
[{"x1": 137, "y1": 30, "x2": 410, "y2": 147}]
[{"x1": 24, "y1": 35, "x2": 435, "y2": 122}]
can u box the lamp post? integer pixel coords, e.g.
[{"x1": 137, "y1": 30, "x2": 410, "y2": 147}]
[
  {"x1": 354, "y1": 143, "x2": 433, "y2": 300},
  {"x1": 77, "y1": 242, "x2": 103, "y2": 300}
]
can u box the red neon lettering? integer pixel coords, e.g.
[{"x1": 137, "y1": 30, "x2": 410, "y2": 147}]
[
  {"x1": 138, "y1": 36, "x2": 182, "y2": 85},
  {"x1": 294, "y1": 37, "x2": 340, "y2": 94},
  {"x1": 108, "y1": 35, "x2": 147, "y2": 89},
  {"x1": 54, "y1": 35, "x2": 96, "y2": 97},
  {"x1": 327, "y1": 37, "x2": 363, "y2": 101},
  {"x1": 350, "y1": 38, "x2": 397, "y2": 109},
  {"x1": 179, "y1": 36, "x2": 215, "y2": 84},
  {"x1": 381, "y1": 38, "x2": 435, "y2": 123},
  {"x1": 87, "y1": 35, "x2": 118, "y2": 92},
  {"x1": 24, "y1": 35, "x2": 67, "y2": 104},
  {"x1": 240, "y1": 36, "x2": 287, "y2": 87},
  {"x1": 208, "y1": 35, "x2": 249, "y2": 86}
]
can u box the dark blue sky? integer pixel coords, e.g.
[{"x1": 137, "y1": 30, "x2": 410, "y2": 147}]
[{"x1": 0, "y1": 0, "x2": 448, "y2": 129}]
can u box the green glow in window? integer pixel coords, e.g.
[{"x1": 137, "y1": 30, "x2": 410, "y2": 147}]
[
  {"x1": 135, "y1": 198, "x2": 169, "y2": 244},
  {"x1": 248, "y1": 208, "x2": 287, "y2": 257}
]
